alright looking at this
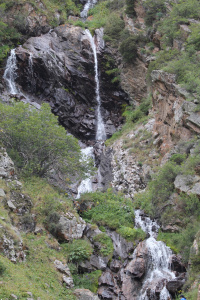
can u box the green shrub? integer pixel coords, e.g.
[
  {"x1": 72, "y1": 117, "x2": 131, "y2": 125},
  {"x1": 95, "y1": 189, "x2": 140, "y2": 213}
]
[
  {"x1": 93, "y1": 233, "x2": 114, "y2": 257},
  {"x1": 0, "y1": 261, "x2": 6, "y2": 275},
  {"x1": 73, "y1": 270, "x2": 102, "y2": 293},
  {"x1": 125, "y1": 0, "x2": 136, "y2": 17},
  {"x1": 104, "y1": 13, "x2": 125, "y2": 43},
  {"x1": 64, "y1": 240, "x2": 93, "y2": 263},
  {"x1": 119, "y1": 36, "x2": 137, "y2": 63},
  {"x1": 117, "y1": 226, "x2": 146, "y2": 243},
  {"x1": 157, "y1": 222, "x2": 199, "y2": 263},
  {"x1": 170, "y1": 153, "x2": 187, "y2": 165},
  {"x1": 144, "y1": 0, "x2": 166, "y2": 26},
  {"x1": 78, "y1": 190, "x2": 134, "y2": 230}
]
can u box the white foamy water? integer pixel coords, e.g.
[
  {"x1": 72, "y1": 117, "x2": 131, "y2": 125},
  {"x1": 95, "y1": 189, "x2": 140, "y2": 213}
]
[
  {"x1": 76, "y1": 147, "x2": 94, "y2": 198},
  {"x1": 3, "y1": 49, "x2": 18, "y2": 94},
  {"x1": 85, "y1": 29, "x2": 106, "y2": 141},
  {"x1": 80, "y1": 0, "x2": 97, "y2": 18},
  {"x1": 135, "y1": 210, "x2": 175, "y2": 300}
]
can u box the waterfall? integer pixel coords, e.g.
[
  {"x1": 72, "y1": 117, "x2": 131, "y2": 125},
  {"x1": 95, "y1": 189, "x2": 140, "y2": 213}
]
[
  {"x1": 135, "y1": 210, "x2": 175, "y2": 300},
  {"x1": 3, "y1": 49, "x2": 18, "y2": 94},
  {"x1": 85, "y1": 29, "x2": 106, "y2": 141},
  {"x1": 76, "y1": 147, "x2": 94, "y2": 198},
  {"x1": 80, "y1": 0, "x2": 97, "y2": 19},
  {"x1": 28, "y1": 53, "x2": 34, "y2": 79}
]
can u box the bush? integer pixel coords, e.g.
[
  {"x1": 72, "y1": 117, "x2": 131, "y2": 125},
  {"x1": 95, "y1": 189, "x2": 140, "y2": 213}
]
[
  {"x1": 117, "y1": 226, "x2": 146, "y2": 243},
  {"x1": 125, "y1": 0, "x2": 136, "y2": 17},
  {"x1": 144, "y1": 0, "x2": 166, "y2": 26},
  {"x1": 0, "y1": 102, "x2": 91, "y2": 178},
  {"x1": 104, "y1": 13, "x2": 125, "y2": 43},
  {"x1": 93, "y1": 233, "x2": 114, "y2": 257},
  {"x1": 78, "y1": 190, "x2": 134, "y2": 230},
  {"x1": 170, "y1": 153, "x2": 187, "y2": 165},
  {"x1": 119, "y1": 36, "x2": 138, "y2": 63},
  {"x1": 0, "y1": 261, "x2": 6, "y2": 275},
  {"x1": 64, "y1": 240, "x2": 93, "y2": 263},
  {"x1": 73, "y1": 270, "x2": 102, "y2": 293}
]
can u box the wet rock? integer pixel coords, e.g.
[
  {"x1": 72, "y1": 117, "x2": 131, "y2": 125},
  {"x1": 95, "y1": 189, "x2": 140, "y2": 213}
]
[
  {"x1": 125, "y1": 241, "x2": 147, "y2": 279},
  {"x1": 146, "y1": 278, "x2": 166, "y2": 299},
  {"x1": 170, "y1": 255, "x2": 186, "y2": 273},
  {"x1": 74, "y1": 288, "x2": 100, "y2": 300},
  {"x1": 166, "y1": 275, "x2": 186, "y2": 295},
  {"x1": 107, "y1": 230, "x2": 134, "y2": 260},
  {"x1": 98, "y1": 286, "x2": 115, "y2": 299},
  {"x1": 110, "y1": 259, "x2": 121, "y2": 273},
  {"x1": 99, "y1": 270, "x2": 115, "y2": 286},
  {"x1": 57, "y1": 212, "x2": 86, "y2": 241},
  {"x1": 79, "y1": 260, "x2": 95, "y2": 273},
  {"x1": 90, "y1": 254, "x2": 109, "y2": 271}
]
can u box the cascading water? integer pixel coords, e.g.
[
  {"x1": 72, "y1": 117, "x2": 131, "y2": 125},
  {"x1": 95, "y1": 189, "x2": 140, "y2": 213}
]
[
  {"x1": 80, "y1": 0, "x2": 97, "y2": 19},
  {"x1": 135, "y1": 210, "x2": 176, "y2": 300},
  {"x1": 3, "y1": 49, "x2": 18, "y2": 94},
  {"x1": 76, "y1": 29, "x2": 106, "y2": 197},
  {"x1": 85, "y1": 29, "x2": 106, "y2": 141},
  {"x1": 76, "y1": 147, "x2": 94, "y2": 198}
]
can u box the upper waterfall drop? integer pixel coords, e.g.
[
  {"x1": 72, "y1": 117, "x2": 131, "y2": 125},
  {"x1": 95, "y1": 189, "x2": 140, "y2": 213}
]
[
  {"x1": 3, "y1": 49, "x2": 18, "y2": 94},
  {"x1": 85, "y1": 29, "x2": 106, "y2": 141}
]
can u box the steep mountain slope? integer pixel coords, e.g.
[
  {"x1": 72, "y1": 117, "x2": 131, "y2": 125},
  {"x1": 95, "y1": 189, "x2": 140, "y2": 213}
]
[{"x1": 0, "y1": 0, "x2": 200, "y2": 299}]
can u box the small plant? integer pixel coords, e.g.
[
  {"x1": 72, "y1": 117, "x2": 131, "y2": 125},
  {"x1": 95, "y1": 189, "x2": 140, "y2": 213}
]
[
  {"x1": 93, "y1": 233, "x2": 114, "y2": 257},
  {"x1": 65, "y1": 239, "x2": 93, "y2": 263},
  {"x1": 117, "y1": 226, "x2": 146, "y2": 243}
]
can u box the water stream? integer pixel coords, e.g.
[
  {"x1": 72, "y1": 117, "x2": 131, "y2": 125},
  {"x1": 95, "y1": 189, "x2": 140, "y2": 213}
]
[
  {"x1": 76, "y1": 146, "x2": 94, "y2": 199},
  {"x1": 3, "y1": 49, "x2": 18, "y2": 94},
  {"x1": 85, "y1": 29, "x2": 106, "y2": 141},
  {"x1": 80, "y1": 0, "x2": 97, "y2": 18},
  {"x1": 135, "y1": 210, "x2": 175, "y2": 300}
]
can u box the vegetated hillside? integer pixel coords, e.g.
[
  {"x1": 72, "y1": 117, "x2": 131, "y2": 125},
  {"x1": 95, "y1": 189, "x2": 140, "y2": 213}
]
[{"x1": 0, "y1": 0, "x2": 200, "y2": 299}]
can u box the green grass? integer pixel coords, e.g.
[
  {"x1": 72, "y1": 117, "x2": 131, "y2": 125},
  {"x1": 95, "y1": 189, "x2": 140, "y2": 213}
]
[
  {"x1": 78, "y1": 190, "x2": 135, "y2": 230},
  {"x1": 0, "y1": 233, "x2": 76, "y2": 299},
  {"x1": 93, "y1": 233, "x2": 114, "y2": 257}
]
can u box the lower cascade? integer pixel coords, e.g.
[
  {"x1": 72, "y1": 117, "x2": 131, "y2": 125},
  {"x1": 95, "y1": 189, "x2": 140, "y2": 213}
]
[{"x1": 135, "y1": 210, "x2": 176, "y2": 300}]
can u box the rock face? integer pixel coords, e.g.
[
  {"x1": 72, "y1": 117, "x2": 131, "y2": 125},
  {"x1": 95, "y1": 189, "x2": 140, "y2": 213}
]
[
  {"x1": 151, "y1": 70, "x2": 199, "y2": 156},
  {"x1": 9, "y1": 25, "x2": 129, "y2": 141}
]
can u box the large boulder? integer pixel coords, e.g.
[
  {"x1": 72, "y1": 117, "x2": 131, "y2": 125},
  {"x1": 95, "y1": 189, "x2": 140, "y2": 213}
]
[
  {"x1": 57, "y1": 212, "x2": 86, "y2": 242},
  {"x1": 74, "y1": 289, "x2": 100, "y2": 300}
]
